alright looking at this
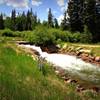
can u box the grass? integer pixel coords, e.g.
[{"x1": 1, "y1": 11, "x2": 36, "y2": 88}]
[
  {"x1": 0, "y1": 38, "x2": 77, "y2": 100},
  {"x1": 0, "y1": 37, "x2": 100, "y2": 100},
  {"x1": 59, "y1": 42, "x2": 100, "y2": 56},
  {"x1": 73, "y1": 43, "x2": 100, "y2": 56}
]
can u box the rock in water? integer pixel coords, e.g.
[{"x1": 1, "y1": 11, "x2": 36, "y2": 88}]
[{"x1": 95, "y1": 56, "x2": 100, "y2": 62}]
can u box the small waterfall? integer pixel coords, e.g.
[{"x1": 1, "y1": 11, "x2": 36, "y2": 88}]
[{"x1": 19, "y1": 44, "x2": 100, "y2": 87}]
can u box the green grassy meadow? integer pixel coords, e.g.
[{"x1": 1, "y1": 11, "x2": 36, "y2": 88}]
[{"x1": 0, "y1": 37, "x2": 100, "y2": 100}]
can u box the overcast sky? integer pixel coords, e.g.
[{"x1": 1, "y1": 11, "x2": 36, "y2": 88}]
[{"x1": 0, "y1": 0, "x2": 68, "y2": 23}]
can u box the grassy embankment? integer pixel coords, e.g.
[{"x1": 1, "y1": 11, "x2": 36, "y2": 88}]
[
  {"x1": 58, "y1": 42, "x2": 100, "y2": 56},
  {"x1": 0, "y1": 37, "x2": 100, "y2": 100},
  {"x1": 72, "y1": 43, "x2": 100, "y2": 56}
]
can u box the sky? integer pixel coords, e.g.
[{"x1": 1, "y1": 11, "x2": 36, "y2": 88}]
[{"x1": 0, "y1": 0, "x2": 68, "y2": 23}]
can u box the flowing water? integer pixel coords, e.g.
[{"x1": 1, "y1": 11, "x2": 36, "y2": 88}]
[{"x1": 19, "y1": 44, "x2": 100, "y2": 87}]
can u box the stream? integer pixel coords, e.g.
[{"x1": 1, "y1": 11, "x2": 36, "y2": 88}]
[{"x1": 19, "y1": 44, "x2": 100, "y2": 88}]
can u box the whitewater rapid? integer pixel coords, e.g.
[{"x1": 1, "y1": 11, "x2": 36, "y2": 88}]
[{"x1": 19, "y1": 44, "x2": 100, "y2": 86}]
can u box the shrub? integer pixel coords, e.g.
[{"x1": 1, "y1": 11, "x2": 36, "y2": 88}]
[
  {"x1": 80, "y1": 26, "x2": 93, "y2": 43},
  {"x1": 14, "y1": 31, "x2": 22, "y2": 37},
  {"x1": 71, "y1": 32, "x2": 81, "y2": 43},
  {"x1": 0, "y1": 30, "x2": 3, "y2": 36},
  {"x1": 27, "y1": 26, "x2": 56, "y2": 46},
  {"x1": 48, "y1": 29, "x2": 71, "y2": 42},
  {"x1": 1, "y1": 29, "x2": 14, "y2": 37}
]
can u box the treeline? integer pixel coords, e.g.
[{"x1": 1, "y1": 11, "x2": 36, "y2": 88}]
[
  {"x1": 67, "y1": 0, "x2": 100, "y2": 42},
  {"x1": 0, "y1": 9, "x2": 39, "y2": 31},
  {"x1": 0, "y1": 8, "x2": 59, "y2": 31}
]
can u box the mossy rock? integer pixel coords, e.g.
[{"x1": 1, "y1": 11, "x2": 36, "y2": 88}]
[{"x1": 62, "y1": 43, "x2": 68, "y2": 49}]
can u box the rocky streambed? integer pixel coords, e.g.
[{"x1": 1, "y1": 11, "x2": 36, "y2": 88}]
[
  {"x1": 41, "y1": 44, "x2": 100, "y2": 66},
  {"x1": 58, "y1": 46, "x2": 100, "y2": 67},
  {"x1": 18, "y1": 43, "x2": 100, "y2": 92}
]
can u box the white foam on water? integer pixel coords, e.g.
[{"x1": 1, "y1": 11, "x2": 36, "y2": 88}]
[{"x1": 19, "y1": 44, "x2": 100, "y2": 84}]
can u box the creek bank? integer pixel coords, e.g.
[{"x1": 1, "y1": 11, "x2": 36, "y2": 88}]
[
  {"x1": 53, "y1": 66, "x2": 100, "y2": 93},
  {"x1": 60, "y1": 51, "x2": 100, "y2": 67},
  {"x1": 38, "y1": 45, "x2": 100, "y2": 92},
  {"x1": 59, "y1": 44, "x2": 100, "y2": 66},
  {"x1": 18, "y1": 43, "x2": 100, "y2": 93},
  {"x1": 17, "y1": 41, "x2": 100, "y2": 67},
  {"x1": 40, "y1": 44, "x2": 100, "y2": 67}
]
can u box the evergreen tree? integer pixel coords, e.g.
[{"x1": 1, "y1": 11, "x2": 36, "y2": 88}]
[
  {"x1": 4, "y1": 17, "x2": 12, "y2": 29},
  {"x1": 54, "y1": 18, "x2": 59, "y2": 28},
  {"x1": 32, "y1": 12, "x2": 37, "y2": 29},
  {"x1": 95, "y1": 0, "x2": 100, "y2": 42},
  {"x1": 67, "y1": 0, "x2": 84, "y2": 32},
  {"x1": 37, "y1": 18, "x2": 41, "y2": 25},
  {"x1": 48, "y1": 8, "x2": 54, "y2": 28},
  {"x1": 21, "y1": 11, "x2": 26, "y2": 30},
  {"x1": 16, "y1": 14, "x2": 23, "y2": 31},
  {"x1": 11, "y1": 9, "x2": 16, "y2": 31},
  {"x1": 0, "y1": 13, "x2": 4, "y2": 29},
  {"x1": 42, "y1": 20, "x2": 48, "y2": 26},
  {"x1": 26, "y1": 10, "x2": 32, "y2": 30},
  {"x1": 83, "y1": 0, "x2": 96, "y2": 33},
  {"x1": 60, "y1": 11, "x2": 68, "y2": 30}
]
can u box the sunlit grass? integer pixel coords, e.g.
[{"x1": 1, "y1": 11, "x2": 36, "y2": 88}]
[
  {"x1": 0, "y1": 37, "x2": 100, "y2": 100},
  {"x1": 58, "y1": 42, "x2": 100, "y2": 56},
  {"x1": 0, "y1": 41, "x2": 69, "y2": 100}
]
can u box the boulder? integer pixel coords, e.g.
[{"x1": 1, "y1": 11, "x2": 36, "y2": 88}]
[
  {"x1": 75, "y1": 47, "x2": 83, "y2": 51},
  {"x1": 82, "y1": 56, "x2": 88, "y2": 61},
  {"x1": 66, "y1": 79, "x2": 72, "y2": 83},
  {"x1": 89, "y1": 56, "x2": 95, "y2": 60},
  {"x1": 56, "y1": 44, "x2": 61, "y2": 48},
  {"x1": 62, "y1": 44, "x2": 68, "y2": 49},
  {"x1": 81, "y1": 53, "x2": 89, "y2": 57},
  {"x1": 76, "y1": 87, "x2": 85, "y2": 92},
  {"x1": 55, "y1": 70, "x2": 59, "y2": 75},
  {"x1": 76, "y1": 85, "x2": 85, "y2": 92},
  {"x1": 30, "y1": 48, "x2": 40, "y2": 55},
  {"x1": 92, "y1": 87, "x2": 100, "y2": 92},
  {"x1": 95, "y1": 56, "x2": 100, "y2": 62},
  {"x1": 79, "y1": 49, "x2": 92, "y2": 54}
]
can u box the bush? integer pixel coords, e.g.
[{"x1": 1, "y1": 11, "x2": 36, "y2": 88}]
[
  {"x1": 1, "y1": 29, "x2": 14, "y2": 37},
  {"x1": 70, "y1": 32, "x2": 81, "y2": 43},
  {"x1": 0, "y1": 26, "x2": 93, "y2": 44},
  {"x1": 48, "y1": 28, "x2": 71, "y2": 42},
  {"x1": 14, "y1": 31, "x2": 22, "y2": 37},
  {"x1": 27, "y1": 26, "x2": 56, "y2": 46},
  {"x1": 80, "y1": 26, "x2": 93, "y2": 43}
]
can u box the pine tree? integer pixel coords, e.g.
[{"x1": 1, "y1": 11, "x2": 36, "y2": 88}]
[
  {"x1": 16, "y1": 13, "x2": 23, "y2": 31},
  {"x1": 26, "y1": 10, "x2": 32, "y2": 30},
  {"x1": 21, "y1": 11, "x2": 26, "y2": 30},
  {"x1": 37, "y1": 18, "x2": 41, "y2": 25},
  {"x1": 42, "y1": 20, "x2": 48, "y2": 26},
  {"x1": 54, "y1": 18, "x2": 59, "y2": 28},
  {"x1": 95, "y1": 0, "x2": 100, "y2": 42},
  {"x1": 67, "y1": 0, "x2": 84, "y2": 32},
  {"x1": 4, "y1": 17, "x2": 12, "y2": 29},
  {"x1": 0, "y1": 13, "x2": 4, "y2": 29},
  {"x1": 60, "y1": 11, "x2": 68, "y2": 30},
  {"x1": 83, "y1": 0, "x2": 96, "y2": 31},
  {"x1": 11, "y1": 9, "x2": 16, "y2": 31},
  {"x1": 83, "y1": 0, "x2": 96, "y2": 41},
  {"x1": 48, "y1": 8, "x2": 54, "y2": 28},
  {"x1": 32, "y1": 12, "x2": 37, "y2": 29}
]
